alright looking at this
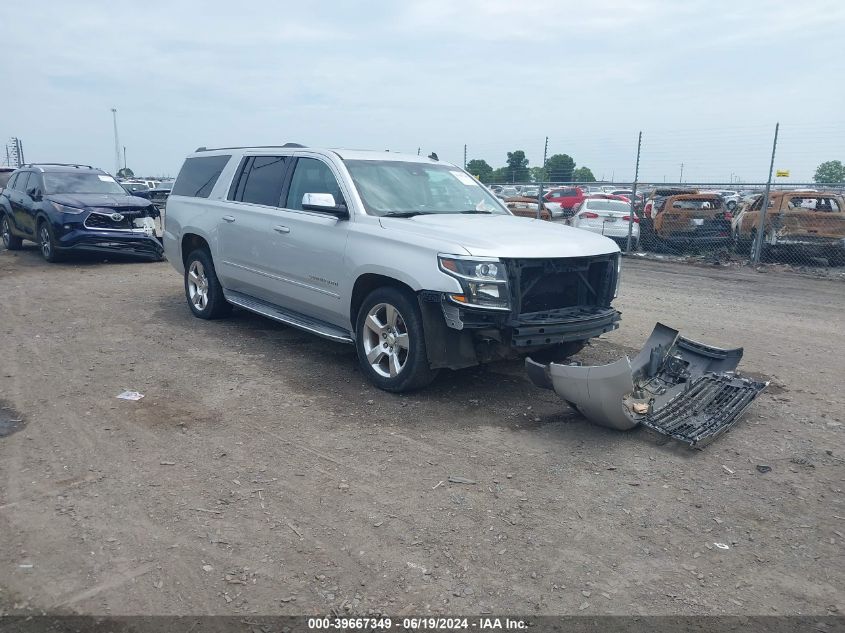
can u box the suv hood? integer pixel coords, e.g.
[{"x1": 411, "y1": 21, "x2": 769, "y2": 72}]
[
  {"x1": 379, "y1": 214, "x2": 620, "y2": 258},
  {"x1": 47, "y1": 193, "x2": 152, "y2": 209}
]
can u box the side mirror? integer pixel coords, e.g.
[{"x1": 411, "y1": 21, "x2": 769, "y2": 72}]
[
  {"x1": 301, "y1": 193, "x2": 348, "y2": 218},
  {"x1": 26, "y1": 187, "x2": 42, "y2": 201}
]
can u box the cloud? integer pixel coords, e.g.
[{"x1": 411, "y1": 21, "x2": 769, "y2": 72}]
[{"x1": 2, "y1": 0, "x2": 842, "y2": 181}]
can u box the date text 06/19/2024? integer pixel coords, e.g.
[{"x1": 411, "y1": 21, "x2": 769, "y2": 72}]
[{"x1": 306, "y1": 616, "x2": 528, "y2": 630}]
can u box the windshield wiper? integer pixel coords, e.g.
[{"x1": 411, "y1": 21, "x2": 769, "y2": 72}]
[
  {"x1": 381, "y1": 211, "x2": 432, "y2": 218},
  {"x1": 459, "y1": 209, "x2": 494, "y2": 214}
]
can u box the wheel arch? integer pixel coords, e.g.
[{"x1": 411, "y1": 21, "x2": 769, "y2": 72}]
[
  {"x1": 349, "y1": 273, "x2": 417, "y2": 329},
  {"x1": 181, "y1": 232, "x2": 211, "y2": 267}
]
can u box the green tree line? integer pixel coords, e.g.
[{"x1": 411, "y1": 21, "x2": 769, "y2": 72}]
[{"x1": 466, "y1": 150, "x2": 596, "y2": 184}]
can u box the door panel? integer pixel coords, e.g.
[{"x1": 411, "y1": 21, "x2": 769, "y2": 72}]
[
  {"x1": 261, "y1": 209, "x2": 349, "y2": 326},
  {"x1": 216, "y1": 155, "x2": 294, "y2": 302},
  {"x1": 269, "y1": 157, "x2": 351, "y2": 327}
]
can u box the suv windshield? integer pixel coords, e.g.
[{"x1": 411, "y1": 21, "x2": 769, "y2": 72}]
[
  {"x1": 344, "y1": 160, "x2": 508, "y2": 216},
  {"x1": 43, "y1": 172, "x2": 128, "y2": 195}
]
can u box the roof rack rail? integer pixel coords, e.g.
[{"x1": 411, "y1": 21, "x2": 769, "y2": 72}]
[
  {"x1": 23, "y1": 162, "x2": 96, "y2": 169},
  {"x1": 195, "y1": 143, "x2": 307, "y2": 152}
]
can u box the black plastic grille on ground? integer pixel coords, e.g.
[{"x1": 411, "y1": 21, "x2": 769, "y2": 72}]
[{"x1": 640, "y1": 373, "x2": 767, "y2": 447}]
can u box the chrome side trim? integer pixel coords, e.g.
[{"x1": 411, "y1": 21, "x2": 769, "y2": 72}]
[{"x1": 221, "y1": 260, "x2": 339, "y2": 298}]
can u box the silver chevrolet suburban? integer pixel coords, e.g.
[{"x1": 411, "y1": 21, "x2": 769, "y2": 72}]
[{"x1": 163, "y1": 145, "x2": 622, "y2": 392}]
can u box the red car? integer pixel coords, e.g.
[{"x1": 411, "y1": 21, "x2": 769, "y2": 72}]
[{"x1": 544, "y1": 186, "x2": 588, "y2": 211}]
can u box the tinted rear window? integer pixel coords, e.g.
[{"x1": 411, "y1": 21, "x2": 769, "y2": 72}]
[
  {"x1": 230, "y1": 156, "x2": 289, "y2": 206},
  {"x1": 172, "y1": 155, "x2": 231, "y2": 198}
]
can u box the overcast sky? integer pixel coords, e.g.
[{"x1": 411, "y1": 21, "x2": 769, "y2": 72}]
[{"x1": 4, "y1": 0, "x2": 844, "y2": 183}]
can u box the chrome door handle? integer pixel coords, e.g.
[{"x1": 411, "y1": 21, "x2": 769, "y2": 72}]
[
  {"x1": 273, "y1": 225, "x2": 290, "y2": 234},
  {"x1": 222, "y1": 215, "x2": 236, "y2": 223}
]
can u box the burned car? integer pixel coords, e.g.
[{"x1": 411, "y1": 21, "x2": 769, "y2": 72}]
[
  {"x1": 0, "y1": 164, "x2": 163, "y2": 262},
  {"x1": 503, "y1": 196, "x2": 552, "y2": 221},
  {"x1": 641, "y1": 192, "x2": 732, "y2": 251},
  {"x1": 734, "y1": 191, "x2": 845, "y2": 265},
  {"x1": 527, "y1": 323, "x2": 767, "y2": 447}
]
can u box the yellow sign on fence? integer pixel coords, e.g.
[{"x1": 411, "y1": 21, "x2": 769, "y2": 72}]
[{"x1": 775, "y1": 169, "x2": 790, "y2": 177}]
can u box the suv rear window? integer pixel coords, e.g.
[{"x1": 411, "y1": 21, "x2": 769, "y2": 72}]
[
  {"x1": 229, "y1": 156, "x2": 289, "y2": 206},
  {"x1": 172, "y1": 155, "x2": 231, "y2": 198}
]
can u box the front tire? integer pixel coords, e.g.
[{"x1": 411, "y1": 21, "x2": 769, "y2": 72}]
[
  {"x1": 355, "y1": 287, "x2": 438, "y2": 392},
  {"x1": 38, "y1": 220, "x2": 62, "y2": 262},
  {"x1": 184, "y1": 249, "x2": 231, "y2": 319},
  {"x1": 1, "y1": 214, "x2": 23, "y2": 250}
]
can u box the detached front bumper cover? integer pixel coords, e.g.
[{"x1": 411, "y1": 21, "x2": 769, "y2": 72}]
[{"x1": 526, "y1": 323, "x2": 767, "y2": 447}]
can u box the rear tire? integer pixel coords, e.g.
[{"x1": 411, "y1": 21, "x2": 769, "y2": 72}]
[
  {"x1": 184, "y1": 248, "x2": 231, "y2": 319},
  {"x1": 355, "y1": 286, "x2": 438, "y2": 392},
  {"x1": 1, "y1": 214, "x2": 22, "y2": 250}
]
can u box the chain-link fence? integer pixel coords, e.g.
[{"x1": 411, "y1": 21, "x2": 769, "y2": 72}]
[
  {"x1": 487, "y1": 181, "x2": 845, "y2": 269},
  {"x1": 463, "y1": 123, "x2": 845, "y2": 270}
]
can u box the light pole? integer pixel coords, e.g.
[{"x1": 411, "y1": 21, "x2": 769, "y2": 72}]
[
  {"x1": 111, "y1": 108, "x2": 121, "y2": 176},
  {"x1": 679, "y1": 162, "x2": 684, "y2": 183}
]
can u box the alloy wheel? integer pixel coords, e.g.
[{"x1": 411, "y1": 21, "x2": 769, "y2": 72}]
[
  {"x1": 39, "y1": 225, "x2": 52, "y2": 259},
  {"x1": 1, "y1": 217, "x2": 9, "y2": 248},
  {"x1": 187, "y1": 260, "x2": 209, "y2": 311},
  {"x1": 362, "y1": 302, "x2": 409, "y2": 378}
]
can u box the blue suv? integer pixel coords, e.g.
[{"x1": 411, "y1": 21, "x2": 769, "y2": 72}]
[{"x1": 0, "y1": 163, "x2": 163, "y2": 262}]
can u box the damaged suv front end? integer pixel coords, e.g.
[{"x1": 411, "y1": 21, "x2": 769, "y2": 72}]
[{"x1": 420, "y1": 250, "x2": 622, "y2": 370}]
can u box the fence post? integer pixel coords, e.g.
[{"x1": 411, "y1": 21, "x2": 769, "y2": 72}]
[
  {"x1": 626, "y1": 131, "x2": 642, "y2": 253},
  {"x1": 537, "y1": 136, "x2": 549, "y2": 220},
  {"x1": 752, "y1": 123, "x2": 780, "y2": 265}
]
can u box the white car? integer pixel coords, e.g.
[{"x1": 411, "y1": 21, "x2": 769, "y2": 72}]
[{"x1": 570, "y1": 198, "x2": 640, "y2": 249}]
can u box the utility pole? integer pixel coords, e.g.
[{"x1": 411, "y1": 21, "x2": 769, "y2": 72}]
[
  {"x1": 752, "y1": 122, "x2": 780, "y2": 265},
  {"x1": 537, "y1": 136, "x2": 549, "y2": 219},
  {"x1": 626, "y1": 131, "x2": 642, "y2": 253},
  {"x1": 463, "y1": 144, "x2": 467, "y2": 169},
  {"x1": 123, "y1": 146, "x2": 127, "y2": 170},
  {"x1": 417, "y1": 147, "x2": 420, "y2": 156},
  {"x1": 111, "y1": 108, "x2": 121, "y2": 176},
  {"x1": 679, "y1": 162, "x2": 684, "y2": 183}
]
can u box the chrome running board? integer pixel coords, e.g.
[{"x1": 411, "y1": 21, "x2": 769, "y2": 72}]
[{"x1": 224, "y1": 290, "x2": 353, "y2": 344}]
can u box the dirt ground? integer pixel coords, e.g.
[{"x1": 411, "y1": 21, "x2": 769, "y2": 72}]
[{"x1": 0, "y1": 245, "x2": 843, "y2": 617}]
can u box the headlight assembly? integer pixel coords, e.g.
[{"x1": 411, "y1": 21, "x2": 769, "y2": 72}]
[
  {"x1": 50, "y1": 201, "x2": 86, "y2": 215},
  {"x1": 438, "y1": 255, "x2": 510, "y2": 310}
]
